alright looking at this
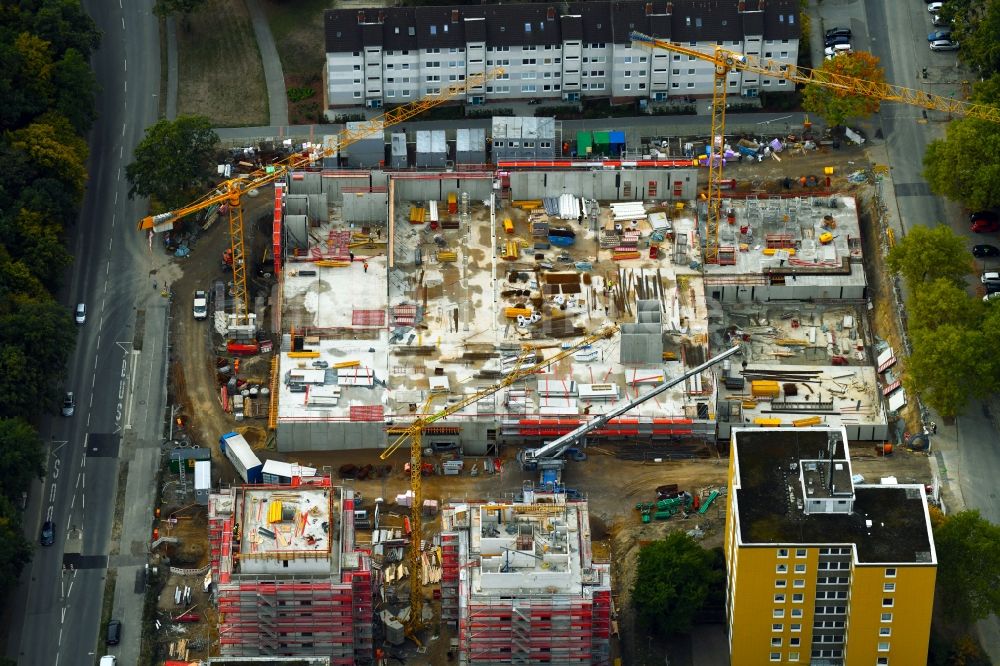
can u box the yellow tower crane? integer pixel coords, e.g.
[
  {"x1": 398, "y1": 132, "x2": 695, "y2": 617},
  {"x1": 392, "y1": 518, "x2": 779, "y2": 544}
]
[
  {"x1": 630, "y1": 32, "x2": 1000, "y2": 264},
  {"x1": 137, "y1": 68, "x2": 505, "y2": 323},
  {"x1": 379, "y1": 324, "x2": 620, "y2": 642}
]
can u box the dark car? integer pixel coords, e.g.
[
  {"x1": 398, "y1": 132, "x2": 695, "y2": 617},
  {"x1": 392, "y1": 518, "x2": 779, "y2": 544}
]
[
  {"x1": 824, "y1": 34, "x2": 851, "y2": 47},
  {"x1": 973, "y1": 244, "x2": 1000, "y2": 258},
  {"x1": 928, "y1": 30, "x2": 952, "y2": 41},
  {"x1": 106, "y1": 619, "x2": 122, "y2": 646},
  {"x1": 61, "y1": 392, "x2": 75, "y2": 417},
  {"x1": 39, "y1": 520, "x2": 54, "y2": 547},
  {"x1": 971, "y1": 210, "x2": 999, "y2": 224},
  {"x1": 825, "y1": 27, "x2": 852, "y2": 39}
]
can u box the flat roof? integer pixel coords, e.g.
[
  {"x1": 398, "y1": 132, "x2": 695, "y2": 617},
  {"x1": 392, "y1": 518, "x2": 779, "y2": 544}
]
[
  {"x1": 731, "y1": 428, "x2": 935, "y2": 565},
  {"x1": 703, "y1": 195, "x2": 865, "y2": 286}
]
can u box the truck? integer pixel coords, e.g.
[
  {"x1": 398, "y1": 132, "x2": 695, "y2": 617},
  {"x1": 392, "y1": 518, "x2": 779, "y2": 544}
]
[
  {"x1": 517, "y1": 344, "x2": 744, "y2": 489},
  {"x1": 192, "y1": 290, "x2": 208, "y2": 320},
  {"x1": 219, "y1": 431, "x2": 263, "y2": 483}
]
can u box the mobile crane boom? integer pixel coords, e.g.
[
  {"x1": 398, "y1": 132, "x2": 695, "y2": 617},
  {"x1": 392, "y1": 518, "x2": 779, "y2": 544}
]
[{"x1": 519, "y1": 342, "x2": 743, "y2": 469}]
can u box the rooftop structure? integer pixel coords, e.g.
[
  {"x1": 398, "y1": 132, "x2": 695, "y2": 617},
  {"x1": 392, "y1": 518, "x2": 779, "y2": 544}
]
[
  {"x1": 441, "y1": 498, "x2": 612, "y2": 665},
  {"x1": 208, "y1": 481, "x2": 373, "y2": 663},
  {"x1": 729, "y1": 428, "x2": 933, "y2": 563},
  {"x1": 724, "y1": 427, "x2": 936, "y2": 665}
]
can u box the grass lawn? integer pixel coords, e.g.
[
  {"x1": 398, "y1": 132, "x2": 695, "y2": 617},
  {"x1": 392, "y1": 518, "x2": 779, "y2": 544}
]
[
  {"x1": 176, "y1": 0, "x2": 268, "y2": 126},
  {"x1": 262, "y1": 0, "x2": 331, "y2": 124}
]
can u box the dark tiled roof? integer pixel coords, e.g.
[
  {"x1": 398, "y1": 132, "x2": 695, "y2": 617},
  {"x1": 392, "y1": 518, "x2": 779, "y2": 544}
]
[{"x1": 324, "y1": 0, "x2": 800, "y2": 54}]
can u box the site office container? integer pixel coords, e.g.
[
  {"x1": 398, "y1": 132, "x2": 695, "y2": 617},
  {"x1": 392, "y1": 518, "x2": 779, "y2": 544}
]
[{"x1": 219, "y1": 431, "x2": 263, "y2": 483}]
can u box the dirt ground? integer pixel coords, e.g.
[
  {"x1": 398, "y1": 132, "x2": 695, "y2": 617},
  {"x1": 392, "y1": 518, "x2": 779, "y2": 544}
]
[{"x1": 176, "y1": 0, "x2": 268, "y2": 125}]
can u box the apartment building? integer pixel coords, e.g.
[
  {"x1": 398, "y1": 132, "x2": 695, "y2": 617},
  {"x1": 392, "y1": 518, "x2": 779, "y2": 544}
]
[
  {"x1": 724, "y1": 427, "x2": 936, "y2": 665},
  {"x1": 324, "y1": 0, "x2": 800, "y2": 109}
]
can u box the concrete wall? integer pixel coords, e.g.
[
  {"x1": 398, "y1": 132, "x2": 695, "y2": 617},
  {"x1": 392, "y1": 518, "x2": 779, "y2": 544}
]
[
  {"x1": 717, "y1": 421, "x2": 888, "y2": 442},
  {"x1": 277, "y1": 421, "x2": 387, "y2": 452},
  {"x1": 509, "y1": 168, "x2": 697, "y2": 201},
  {"x1": 393, "y1": 177, "x2": 492, "y2": 203},
  {"x1": 342, "y1": 191, "x2": 388, "y2": 223}
]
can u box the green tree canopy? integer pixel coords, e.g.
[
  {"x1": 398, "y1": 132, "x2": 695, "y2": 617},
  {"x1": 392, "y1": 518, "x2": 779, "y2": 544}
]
[
  {"x1": 7, "y1": 112, "x2": 88, "y2": 203},
  {"x1": 934, "y1": 510, "x2": 1000, "y2": 623},
  {"x1": 924, "y1": 117, "x2": 1000, "y2": 211},
  {"x1": 632, "y1": 532, "x2": 721, "y2": 636},
  {"x1": 126, "y1": 115, "x2": 219, "y2": 211},
  {"x1": 886, "y1": 225, "x2": 972, "y2": 288},
  {"x1": 153, "y1": 0, "x2": 208, "y2": 18},
  {"x1": 905, "y1": 324, "x2": 994, "y2": 418},
  {"x1": 907, "y1": 278, "x2": 985, "y2": 333},
  {"x1": 0, "y1": 299, "x2": 75, "y2": 419},
  {"x1": 942, "y1": 0, "x2": 1000, "y2": 78},
  {"x1": 52, "y1": 47, "x2": 98, "y2": 134},
  {"x1": 802, "y1": 51, "x2": 886, "y2": 127},
  {"x1": 0, "y1": 419, "x2": 45, "y2": 503}
]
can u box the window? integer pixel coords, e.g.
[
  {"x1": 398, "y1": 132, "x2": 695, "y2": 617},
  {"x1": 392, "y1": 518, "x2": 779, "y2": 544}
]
[
  {"x1": 772, "y1": 638, "x2": 782, "y2": 647},
  {"x1": 880, "y1": 627, "x2": 892, "y2": 636},
  {"x1": 878, "y1": 642, "x2": 890, "y2": 652},
  {"x1": 521, "y1": 84, "x2": 536, "y2": 93},
  {"x1": 877, "y1": 659, "x2": 889, "y2": 666},
  {"x1": 402, "y1": 89, "x2": 410, "y2": 97},
  {"x1": 883, "y1": 583, "x2": 895, "y2": 592},
  {"x1": 672, "y1": 68, "x2": 680, "y2": 75},
  {"x1": 793, "y1": 579, "x2": 804, "y2": 587},
  {"x1": 352, "y1": 91, "x2": 361, "y2": 98},
  {"x1": 671, "y1": 82, "x2": 679, "y2": 88},
  {"x1": 402, "y1": 63, "x2": 410, "y2": 69},
  {"x1": 673, "y1": 55, "x2": 681, "y2": 61},
  {"x1": 882, "y1": 598, "x2": 894, "y2": 607},
  {"x1": 624, "y1": 56, "x2": 633, "y2": 63},
  {"x1": 772, "y1": 624, "x2": 783, "y2": 632},
  {"x1": 881, "y1": 613, "x2": 893, "y2": 622},
  {"x1": 639, "y1": 56, "x2": 647, "y2": 62},
  {"x1": 791, "y1": 624, "x2": 801, "y2": 632},
  {"x1": 624, "y1": 70, "x2": 632, "y2": 77},
  {"x1": 885, "y1": 568, "x2": 897, "y2": 577},
  {"x1": 426, "y1": 61, "x2": 440, "y2": 68},
  {"x1": 789, "y1": 653, "x2": 799, "y2": 662},
  {"x1": 686, "y1": 82, "x2": 695, "y2": 88},
  {"x1": 790, "y1": 638, "x2": 800, "y2": 647},
  {"x1": 687, "y1": 68, "x2": 696, "y2": 75},
  {"x1": 425, "y1": 75, "x2": 441, "y2": 82},
  {"x1": 763, "y1": 79, "x2": 772, "y2": 85},
  {"x1": 773, "y1": 609, "x2": 785, "y2": 618},
  {"x1": 623, "y1": 83, "x2": 631, "y2": 90},
  {"x1": 688, "y1": 55, "x2": 696, "y2": 61},
  {"x1": 791, "y1": 608, "x2": 803, "y2": 618},
  {"x1": 775, "y1": 580, "x2": 787, "y2": 588},
  {"x1": 792, "y1": 594, "x2": 803, "y2": 603},
  {"x1": 430, "y1": 25, "x2": 437, "y2": 35},
  {"x1": 781, "y1": 51, "x2": 789, "y2": 58},
  {"x1": 522, "y1": 58, "x2": 536, "y2": 65},
  {"x1": 774, "y1": 594, "x2": 786, "y2": 603},
  {"x1": 639, "y1": 82, "x2": 646, "y2": 89},
  {"x1": 765, "y1": 51, "x2": 772, "y2": 58},
  {"x1": 353, "y1": 65, "x2": 361, "y2": 71},
  {"x1": 353, "y1": 78, "x2": 361, "y2": 84},
  {"x1": 522, "y1": 72, "x2": 537, "y2": 80},
  {"x1": 794, "y1": 564, "x2": 806, "y2": 573},
  {"x1": 770, "y1": 654, "x2": 780, "y2": 662}
]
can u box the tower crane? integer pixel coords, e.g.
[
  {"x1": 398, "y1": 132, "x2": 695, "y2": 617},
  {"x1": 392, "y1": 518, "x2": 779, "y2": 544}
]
[
  {"x1": 378, "y1": 324, "x2": 619, "y2": 642},
  {"x1": 136, "y1": 69, "x2": 504, "y2": 324},
  {"x1": 630, "y1": 32, "x2": 1000, "y2": 264}
]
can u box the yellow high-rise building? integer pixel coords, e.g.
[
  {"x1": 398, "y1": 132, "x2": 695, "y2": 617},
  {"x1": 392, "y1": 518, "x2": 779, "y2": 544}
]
[{"x1": 724, "y1": 427, "x2": 936, "y2": 666}]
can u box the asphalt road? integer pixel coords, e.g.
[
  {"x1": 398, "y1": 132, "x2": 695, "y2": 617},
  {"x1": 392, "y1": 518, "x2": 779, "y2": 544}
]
[{"x1": 5, "y1": 0, "x2": 163, "y2": 664}]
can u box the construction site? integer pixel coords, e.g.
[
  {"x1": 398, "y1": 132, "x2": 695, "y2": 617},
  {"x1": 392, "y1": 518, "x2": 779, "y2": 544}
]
[{"x1": 141, "y1": 40, "x2": 951, "y2": 666}]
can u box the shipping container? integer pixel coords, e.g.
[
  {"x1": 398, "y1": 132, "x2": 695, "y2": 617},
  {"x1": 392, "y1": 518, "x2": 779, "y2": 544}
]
[
  {"x1": 194, "y1": 460, "x2": 211, "y2": 505},
  {"x1": 576, "y1": 131, "x2": 593, "y2": 156},
  {"x1": 219, "y1": 431, "x2": 263, "y2": 483}
]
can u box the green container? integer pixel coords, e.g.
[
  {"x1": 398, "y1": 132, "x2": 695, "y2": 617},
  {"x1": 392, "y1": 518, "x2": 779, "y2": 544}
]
[
  {"x1": 168, "y1": 447, "x2": 211, "y2": 473},
  {"x1": 593, "y1": 131, "x2": 611, "y2": 147},
  {"x1": 576, "y1": 131, "x2": 593, "y2": 156}
]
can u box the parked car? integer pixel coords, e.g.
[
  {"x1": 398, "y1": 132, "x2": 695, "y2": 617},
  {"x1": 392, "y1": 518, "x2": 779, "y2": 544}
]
[
  {"x1": 932, "y1": 14, "x2": 950, "y2": 27},
  {"x1": 927, "y1": 2, "x2": 944, "y2": 12},
  {"x1": 825, "y1": 44, "x2": 853, "y2": 57},
  {"x1": 825, "y1": 27, "x2": 852, "y2": 39},
  {"x1": 985, "y1": 292, "x2": 1000, "y2": 303},
  {"x1": 75, "y1": 302, "x2": 86, "y2": 324},
  {"x1": 981, "y1": 271, "x2": 1000, "y2": 285},
  {"x1": 972, "y1": 218, "x2": 1000, "y2": 233},
  {"x1": 927, "y1": 30, "x2": 952, "y2": 41},
  {"x1": 930, "y1": 39, "x2": 959, "y2": 51},
  {"x1": 106, "y1": 619, "x2": 122, "y2": 646},
  {"x1": 61, "y1": 392, "x2": 75, "y2": 417},
  {"x1": 825, "y1": 34, "x2": 851, "y2": 47},
  {"x1": 192, "y1": 290, "x2": 208, "y2": 320},
  {"x1": 971, "y1": 211, "x2": 999, "y2": 225},
  {"x1": 973, "y1": 244, "x2": 1000, "y2": 258},
  {"x1": 39, "y1": 520, "x2": 55, "y2": 547}
]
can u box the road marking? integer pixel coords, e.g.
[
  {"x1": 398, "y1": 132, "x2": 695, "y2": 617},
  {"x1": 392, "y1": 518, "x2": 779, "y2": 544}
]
[
  {"x1": 121, "y1": 16, "x2": 124, "y2": 30},
  {"x1": 125, "y1": 350, "x2": 140, "y2": 430},
  {"x1": 124, "y1": 58, "x2": 126, "y2": 73},
  {"x1": 86, "y1": 411, "x2": 91, "y2": 429}
]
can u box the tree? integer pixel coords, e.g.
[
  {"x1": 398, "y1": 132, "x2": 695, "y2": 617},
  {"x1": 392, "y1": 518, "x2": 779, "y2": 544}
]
[
  {"x1": 30, "y1": 0, "x2": 102, "y2": 60},
  {"x1": 0, "y1": 419, "x2": 45, "y2": 503},
  {"x1": 631, "y1": 532, "x2": 721, "y2": 635},
  {"x1": 0, "y1": 495, "x2": 33, "y2": 597},
  {"x1": 7, "y1": 112, "x2": 88, "y2": 202},
  {"x1": 924, "y1": 117, "x2": 1000, "y2": 211},
  {"x1": 907, "y1": 278, "x2": 985, "y2": 333},
  {"x1": 0, "y1": 299, "x2": 75, "y2": 419},
  {"x1": 52, "y1": 47, "x2": 98, "y2": 134},
  {"x1": 886, "y1": 225, "x2": 972, "y2": 288},
  {"x1": 126, "y1": 115, "x2": 219, "y2": 211},
  {"x1": 802, "y1": 51, "x2": 886, "y2": 126},
  {"x1": 933, "y1": 511, "x2": 1000, "y2": 624},
  {"x1": 942, "y1": 0, "x2": 1000, "y2": 78},
  {"x1": 904, "y1": 325, "x2": 993, "y2": 418}
]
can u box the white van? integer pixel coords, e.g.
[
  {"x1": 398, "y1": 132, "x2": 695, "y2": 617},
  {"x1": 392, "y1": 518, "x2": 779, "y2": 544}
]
[{"x1": 100, "y1": 657, "x2": 117, "y2": 666}]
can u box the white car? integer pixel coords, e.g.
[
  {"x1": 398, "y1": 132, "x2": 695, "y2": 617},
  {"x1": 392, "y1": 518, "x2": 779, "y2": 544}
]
[
  {"x1": 74, "y1": 303, "x2": 86, "y2": 324},
  {"x1": 824, "y1": 44, "x2": 852, "y2": 57},
  {"x1": 929, "y1": 39, "x2": 959, "y2": 51},
  {"x1": 927, "y1": 2, "x2": 943, "y2": 12},
  {"x1": 192, "y1": 290, "x2": 208, "y2": 320}
]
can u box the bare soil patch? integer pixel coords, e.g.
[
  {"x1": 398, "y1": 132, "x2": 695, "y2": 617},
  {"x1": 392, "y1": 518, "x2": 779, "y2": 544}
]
[{"x1": 176, "y1": 0, "x2": 267, "y2": 126}]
